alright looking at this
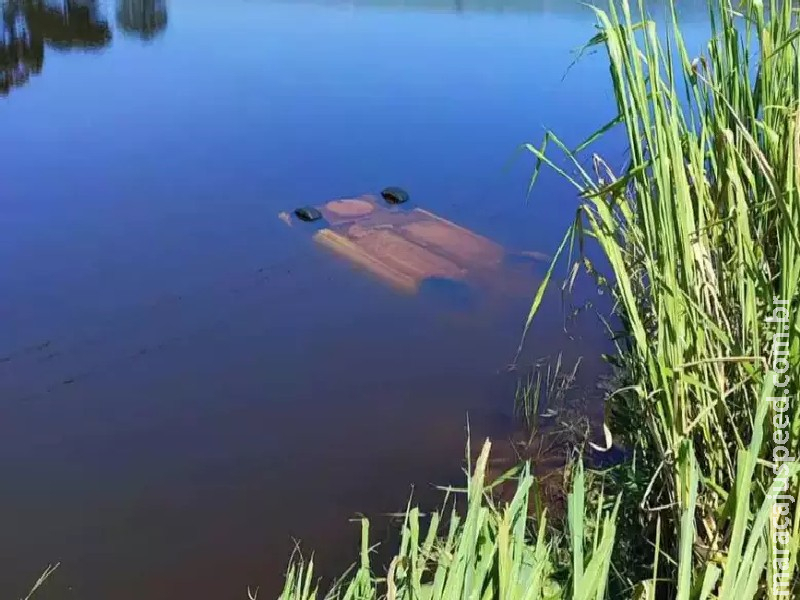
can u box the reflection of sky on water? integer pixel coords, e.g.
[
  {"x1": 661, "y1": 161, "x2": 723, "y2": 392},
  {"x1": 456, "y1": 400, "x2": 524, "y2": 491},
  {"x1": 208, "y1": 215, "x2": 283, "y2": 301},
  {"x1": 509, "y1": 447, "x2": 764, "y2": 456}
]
[
  {"x1": 260, "y1": 0, "x2": 711, "y2": 17},
  {"x1": 0, "y1": 0, "x2": 713, "y2": 98}
]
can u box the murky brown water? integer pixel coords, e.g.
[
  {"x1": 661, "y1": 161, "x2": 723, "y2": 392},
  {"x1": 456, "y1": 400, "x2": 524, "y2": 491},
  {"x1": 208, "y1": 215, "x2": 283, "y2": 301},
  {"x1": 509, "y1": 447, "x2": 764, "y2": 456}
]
[{"x1": 0, "y1": 0, "x2": 709, "y2": 598}]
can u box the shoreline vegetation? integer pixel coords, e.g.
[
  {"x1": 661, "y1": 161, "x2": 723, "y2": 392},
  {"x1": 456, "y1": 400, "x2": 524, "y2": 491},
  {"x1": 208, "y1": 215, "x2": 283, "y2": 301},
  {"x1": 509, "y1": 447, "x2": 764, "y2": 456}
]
[{"x1": 274, "y1": 0, "x2": 799, "y2": 597}]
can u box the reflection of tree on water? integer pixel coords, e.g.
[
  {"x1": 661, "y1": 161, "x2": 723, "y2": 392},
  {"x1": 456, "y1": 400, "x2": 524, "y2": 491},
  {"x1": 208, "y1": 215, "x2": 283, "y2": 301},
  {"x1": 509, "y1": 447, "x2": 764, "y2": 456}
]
[
  {"x1": 28, "y1": 0, "x2": 111, "y2": 48},
  {"x1": 116, "y1": 0, "x2": 167, "y2": 41},
  {"x1": 0, "y1": 0, "x2": 110, "y2": 96},
  {"x1": 1, "y1": 7, "x2": 44, "y2": 95}
]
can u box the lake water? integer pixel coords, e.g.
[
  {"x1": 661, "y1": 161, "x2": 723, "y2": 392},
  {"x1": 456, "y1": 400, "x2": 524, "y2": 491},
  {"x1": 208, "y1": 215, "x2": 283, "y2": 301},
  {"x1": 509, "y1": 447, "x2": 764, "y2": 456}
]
[{"x1": 0, "y1": 1, "x2": 710, "y2": 598}]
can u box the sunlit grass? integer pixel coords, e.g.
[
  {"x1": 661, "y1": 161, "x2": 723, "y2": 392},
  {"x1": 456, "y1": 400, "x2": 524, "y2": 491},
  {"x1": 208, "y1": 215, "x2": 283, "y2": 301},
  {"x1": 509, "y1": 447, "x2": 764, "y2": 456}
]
[{"x1": 525, "y1": 0, "x2": 800, "y2": 592}]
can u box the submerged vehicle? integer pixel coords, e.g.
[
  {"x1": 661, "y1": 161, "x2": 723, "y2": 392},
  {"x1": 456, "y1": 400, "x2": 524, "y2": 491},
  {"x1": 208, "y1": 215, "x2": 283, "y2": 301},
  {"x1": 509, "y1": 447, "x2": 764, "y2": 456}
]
[{"x1": 280, "y1": 191, "x2": 547, "y2": 300}]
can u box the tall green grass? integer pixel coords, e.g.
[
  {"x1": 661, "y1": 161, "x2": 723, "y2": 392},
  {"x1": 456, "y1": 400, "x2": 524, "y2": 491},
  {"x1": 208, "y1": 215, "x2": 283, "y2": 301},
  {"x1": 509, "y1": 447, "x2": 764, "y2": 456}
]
[{"x1": 525, "y1": 0, "x2": 800, "y2": 591}]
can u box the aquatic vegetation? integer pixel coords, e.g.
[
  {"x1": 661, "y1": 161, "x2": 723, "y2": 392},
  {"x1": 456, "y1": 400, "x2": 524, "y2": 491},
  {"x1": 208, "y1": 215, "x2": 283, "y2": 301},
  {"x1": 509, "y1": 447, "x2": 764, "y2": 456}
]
[{"x1": 524, "y1": 0, "x2": 800, "y2": 592}]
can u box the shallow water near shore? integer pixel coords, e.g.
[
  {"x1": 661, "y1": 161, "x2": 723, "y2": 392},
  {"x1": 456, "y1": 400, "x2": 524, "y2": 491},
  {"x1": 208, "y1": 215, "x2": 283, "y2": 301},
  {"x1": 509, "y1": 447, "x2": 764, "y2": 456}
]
[{"x1": 1, "y1": 1, "x2": 711, "y2": 598}]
